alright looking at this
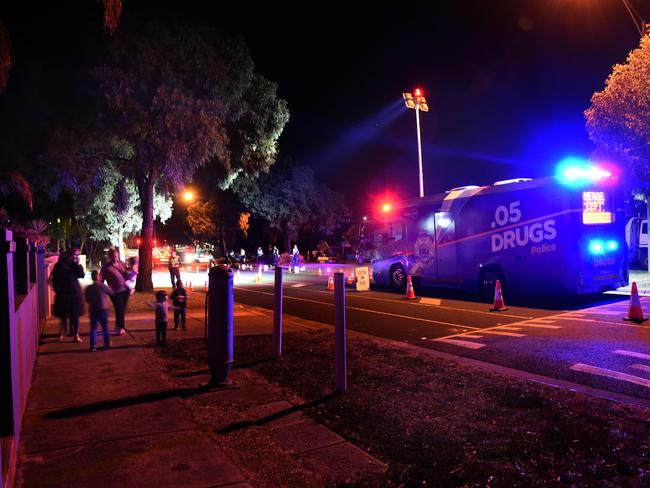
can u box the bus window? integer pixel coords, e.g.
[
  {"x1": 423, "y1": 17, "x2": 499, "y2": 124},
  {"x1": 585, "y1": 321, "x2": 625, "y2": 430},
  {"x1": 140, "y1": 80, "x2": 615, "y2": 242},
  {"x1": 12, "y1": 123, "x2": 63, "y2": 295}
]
[{"x1": 371, "y1": 221, "x2": 405, "y2": 246}]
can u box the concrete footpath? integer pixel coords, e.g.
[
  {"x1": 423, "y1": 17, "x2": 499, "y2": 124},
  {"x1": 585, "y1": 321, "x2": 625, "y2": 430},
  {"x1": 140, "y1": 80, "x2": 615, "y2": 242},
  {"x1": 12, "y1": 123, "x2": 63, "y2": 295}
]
[{"x1": 15, "y1": 303, "x2": 385, "y2": 487}]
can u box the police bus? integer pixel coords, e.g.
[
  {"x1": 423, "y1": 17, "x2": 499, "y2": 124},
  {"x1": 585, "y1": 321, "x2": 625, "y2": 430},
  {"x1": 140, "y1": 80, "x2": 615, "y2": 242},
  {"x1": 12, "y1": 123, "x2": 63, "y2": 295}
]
[{"x1": 367, "y1": 165, "x2": 628, "y2": 298}]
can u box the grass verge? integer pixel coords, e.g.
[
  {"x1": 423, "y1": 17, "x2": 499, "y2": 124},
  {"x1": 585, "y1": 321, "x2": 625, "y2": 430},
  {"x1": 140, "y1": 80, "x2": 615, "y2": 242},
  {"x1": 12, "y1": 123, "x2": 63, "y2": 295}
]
[{"x1": 157, "y1": 328, "x2": 650, "y2": 487}]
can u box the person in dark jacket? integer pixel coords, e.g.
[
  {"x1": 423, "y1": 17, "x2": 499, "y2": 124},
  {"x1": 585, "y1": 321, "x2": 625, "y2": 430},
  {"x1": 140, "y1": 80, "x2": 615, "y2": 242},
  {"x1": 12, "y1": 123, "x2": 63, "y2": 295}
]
[{"x1": 51, "y1": 249, "x2": 85, "y2": 343}]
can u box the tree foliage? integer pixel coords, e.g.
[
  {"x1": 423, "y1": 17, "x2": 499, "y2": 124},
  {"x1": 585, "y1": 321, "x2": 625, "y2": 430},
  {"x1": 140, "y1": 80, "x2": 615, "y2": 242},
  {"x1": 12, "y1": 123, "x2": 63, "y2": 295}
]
[
  {"x1": 187, "y1": 200, "x2": 218, "y2": 242},
  {"x1": 43, "y1": 19, "x2": 288, "y2": 290},
  {"x1": 232, "y1": 161, "x2": 350, "y2": 249},
  {"x1": 74, "y1": 162, "x2": 171, "y2": 249},
  {"x1": 585, "y1": 34, "x2": 650, "y2": 181},
  {"x1": 585, "y1": 34, "x2": 650, "y2": 270}
]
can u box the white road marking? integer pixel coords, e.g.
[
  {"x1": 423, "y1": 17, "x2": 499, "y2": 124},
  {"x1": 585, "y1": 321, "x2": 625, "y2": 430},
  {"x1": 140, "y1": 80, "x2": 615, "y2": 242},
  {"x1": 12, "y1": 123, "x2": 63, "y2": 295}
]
[
  {"x1": 499, "y1": 326, "x2": 522, "y2": 331},
  {"x1": 552, "y1": 317, "x2": 596, "y2": 323},
  {"x1": 434, "y1": 338, "x2": 485, "y2": 349},
  {"x1": 515, "y1": 323, "x2": 561, "y2": 329},
  {"x1": 629, "y1": 364, "x2": 650, "y2": 373},
  {"x1": 525, "y1": 318, "x2": 557, "y2": 324},
  {"x1": 480, "y1": 330, "x2": 526, "y2": 337},
  {"x1": 460, "y1": 334, "x2": 483, "y2": 339},
  {"x1": 291, "y1": 284, "x2": 306, "y2": 288},
  {"x1": 306, "y1": 288, "x2": 533, "y2": 319},
  {"x1": 419, "y1": 297, "x2": 442, "y2": 306},
  {"x1": 613, "y1": 350, "x2": 650, "y2": 361},
  {"x1": 235, "y1": 287, "x2": 481, "y2": 329},
  {"x1": 570, "y1": 363, "x2": 650, "y2": 388}
]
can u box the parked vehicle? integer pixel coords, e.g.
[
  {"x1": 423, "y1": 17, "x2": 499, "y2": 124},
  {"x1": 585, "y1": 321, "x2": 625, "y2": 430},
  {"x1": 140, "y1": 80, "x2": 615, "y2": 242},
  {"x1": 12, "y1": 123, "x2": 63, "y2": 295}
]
[
  {"x1": 367, "y1": 171, "x2": 627, "y2": 298},
  {"x1": 625, "y1": 217, "x2": 648, "y2": 267}
]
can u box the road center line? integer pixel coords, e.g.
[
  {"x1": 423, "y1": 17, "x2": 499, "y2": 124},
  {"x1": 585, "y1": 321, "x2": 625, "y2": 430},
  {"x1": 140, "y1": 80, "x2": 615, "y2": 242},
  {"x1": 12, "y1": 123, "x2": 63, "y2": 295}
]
[
  {"x1": 304, "y1": 287, "x2": 534, "y2": 320},
  {"x1": 235, "y1": 287, "x2": 480, "y2": 330},
  {"x1": 515, "y1": 323, "x2": 561, "y2": 329},
  {"x1": 480, "y1": 330, "x2": 526, "y2": 337}
]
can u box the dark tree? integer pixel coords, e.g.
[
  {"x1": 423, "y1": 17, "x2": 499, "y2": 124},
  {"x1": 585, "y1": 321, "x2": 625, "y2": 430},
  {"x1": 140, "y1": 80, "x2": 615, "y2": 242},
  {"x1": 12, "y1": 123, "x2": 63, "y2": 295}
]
[{"x1": 45, "y1": 19, "x2": 288, "y2": 290}]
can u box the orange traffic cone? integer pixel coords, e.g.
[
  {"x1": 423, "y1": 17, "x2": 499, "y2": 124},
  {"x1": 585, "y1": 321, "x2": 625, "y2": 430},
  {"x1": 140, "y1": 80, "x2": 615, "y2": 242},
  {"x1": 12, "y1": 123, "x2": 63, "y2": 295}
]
[
  {"x1": 188, "y1": 281, "x2": 193, "y2": 292},
  {"x1": 404, "y1": 275, "x2": 417, "y2": 300},
  {"x1": 327, "y1": 273, "x2": 335, "y2": 290},
  {"x1": 490, "y1": 280, "x2": 508, "y2": 311},
  {"x1": 318, "y1": 267, "x2": 322, "y2": 276},
  {"x1": 254, "y1": 266, "x2": 263, "y2": 283},
  {"x1": 204, "y1": 281, "x2": 208, "y2": 292},
  {"x1": 625, "y1": 282, "x2": 647, "y2": 323}
]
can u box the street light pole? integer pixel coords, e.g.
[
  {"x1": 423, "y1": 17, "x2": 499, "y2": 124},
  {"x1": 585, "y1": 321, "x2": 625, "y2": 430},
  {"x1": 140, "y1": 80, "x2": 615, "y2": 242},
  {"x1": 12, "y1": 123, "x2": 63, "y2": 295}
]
[
  {"x1": 403, "y1": 88, "x2": 429, "y2": 198},
  {"x1": 415, "y1": 104, "x2": 424, "y2": 198}
]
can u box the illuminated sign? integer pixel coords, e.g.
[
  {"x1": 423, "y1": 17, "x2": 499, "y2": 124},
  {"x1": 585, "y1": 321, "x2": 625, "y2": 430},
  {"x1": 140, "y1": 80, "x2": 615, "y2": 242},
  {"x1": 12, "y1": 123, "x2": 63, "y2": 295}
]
[{"x1": 582, "y1": 191, "x2": 612, "y2": 225}]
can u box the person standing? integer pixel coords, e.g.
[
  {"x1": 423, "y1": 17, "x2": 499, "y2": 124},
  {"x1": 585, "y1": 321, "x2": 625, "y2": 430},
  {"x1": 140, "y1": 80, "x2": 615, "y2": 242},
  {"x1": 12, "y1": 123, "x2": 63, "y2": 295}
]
[
  {"x1": 168, "y1": 249, "x2": 181, "y2": 288},
  {"x1": 292, "y1": 244, "x2": 300, "y2": 271},
  {"x1": 170, "y1": 280, "x2": 189, "y2": 331},
  {"x1": 51, "y1": 249, "x2": 85, "y2": 342},
  {"x1": 257, "y1": 246, "x2": 264, "y2": 266},
  {"x1": 272, "y1": 246, "x2": 280, "y2": 267},
  {"x1": 148, "y1": 290, "x2": 177, "y2": 346},
  {"x1": 239, "y1": 248, "x2": 246, "y2": 267},
  {"x1": 84, "y1": 270, "x2": 114, "y2": 351},
  {"x1": 125, "y1": 256, "x2": 139, "y2": 294},
  {"x1": 100, "y1": 248, "x2": 130, "y2": 335}
]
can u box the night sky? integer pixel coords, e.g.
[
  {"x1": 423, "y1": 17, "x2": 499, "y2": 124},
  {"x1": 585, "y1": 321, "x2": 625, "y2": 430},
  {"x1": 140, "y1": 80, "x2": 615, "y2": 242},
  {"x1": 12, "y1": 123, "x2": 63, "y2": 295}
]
[{"x1": 0, "y1": 0, "x2": 646, "y2": 214}]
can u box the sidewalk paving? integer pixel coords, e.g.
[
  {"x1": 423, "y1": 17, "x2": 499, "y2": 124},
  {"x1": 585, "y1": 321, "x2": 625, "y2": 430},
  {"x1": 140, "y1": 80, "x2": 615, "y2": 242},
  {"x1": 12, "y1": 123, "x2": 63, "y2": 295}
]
[{"x1": 16, "y1": 303, "x2": 385, "y2": 487}]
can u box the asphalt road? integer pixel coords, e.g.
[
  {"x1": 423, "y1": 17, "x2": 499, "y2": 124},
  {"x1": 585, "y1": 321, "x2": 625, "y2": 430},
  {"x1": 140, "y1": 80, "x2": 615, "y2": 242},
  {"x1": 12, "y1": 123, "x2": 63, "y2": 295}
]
[{"x1": 231, "y1": 268, "x2": 650, "y2": 401}]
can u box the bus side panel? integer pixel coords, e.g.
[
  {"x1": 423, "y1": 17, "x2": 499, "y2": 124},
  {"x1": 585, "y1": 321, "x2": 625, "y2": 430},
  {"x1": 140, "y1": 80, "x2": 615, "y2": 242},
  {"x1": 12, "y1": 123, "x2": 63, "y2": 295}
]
[{"x1": 454, "y1": 186, "x2": 579, "y2": 294}]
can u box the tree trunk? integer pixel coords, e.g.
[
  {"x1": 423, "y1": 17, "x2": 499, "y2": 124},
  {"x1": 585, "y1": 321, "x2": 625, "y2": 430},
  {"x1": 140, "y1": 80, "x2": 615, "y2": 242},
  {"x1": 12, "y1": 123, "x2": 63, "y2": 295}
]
[
  {"x1": 136, "y1": 170, "x2": 156, "y2": 291},
  {"x1": 282, "y1": 221, "x2": 290, "y2": 252},
  {"x1": 116, "y1": 224, "x2": 125, "y2": 263}
]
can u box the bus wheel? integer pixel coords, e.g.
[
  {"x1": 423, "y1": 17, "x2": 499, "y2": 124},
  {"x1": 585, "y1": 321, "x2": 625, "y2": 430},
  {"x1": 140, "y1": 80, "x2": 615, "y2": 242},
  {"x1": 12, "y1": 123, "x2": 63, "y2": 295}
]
[
  {"x1": 480, "y1": 268, "x2": 504, "y2": 302},
  {"x1": 390, "y1": 264, "x2": 407, "y2": 291}
]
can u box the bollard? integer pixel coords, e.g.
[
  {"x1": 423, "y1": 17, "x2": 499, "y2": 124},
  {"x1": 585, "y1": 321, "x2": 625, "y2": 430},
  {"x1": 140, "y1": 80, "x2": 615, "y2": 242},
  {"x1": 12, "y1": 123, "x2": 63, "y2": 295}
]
[
  {"x1": 273, "y1": 266, "x2": 283, "y2": 358},
  {"x1": 206, "y1": 266, "x2": 234, "y2": 386},
  {"x1": 334, "y1": 272, "x2": 347, "y2": 392}
]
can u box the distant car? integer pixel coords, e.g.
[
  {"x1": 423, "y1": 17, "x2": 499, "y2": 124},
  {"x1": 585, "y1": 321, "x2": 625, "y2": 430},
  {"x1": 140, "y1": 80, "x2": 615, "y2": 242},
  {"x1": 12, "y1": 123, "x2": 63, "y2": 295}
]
[{"x1": 317, "y1": 253, "x2": 339, "y2": 264}]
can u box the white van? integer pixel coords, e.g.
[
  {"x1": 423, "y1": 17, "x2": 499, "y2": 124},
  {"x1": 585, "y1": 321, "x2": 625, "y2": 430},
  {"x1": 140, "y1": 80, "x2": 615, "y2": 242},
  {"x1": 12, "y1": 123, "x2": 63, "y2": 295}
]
[{"x1": 625, "y1": 217, "x2": 648, "y2": 267}]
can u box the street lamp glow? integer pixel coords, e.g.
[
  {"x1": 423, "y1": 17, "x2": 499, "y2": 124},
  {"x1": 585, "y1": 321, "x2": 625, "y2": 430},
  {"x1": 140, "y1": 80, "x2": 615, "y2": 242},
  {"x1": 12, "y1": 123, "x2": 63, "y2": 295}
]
[
  {"x1": 182, "y1": 190, "x2": 194, "y2": 202},
  {"x1": 381, "y1": 203, "x2": 392, "y2": 212},
  {"x1": 403, "y1": 87, "x2": 429, "y2": 198}
]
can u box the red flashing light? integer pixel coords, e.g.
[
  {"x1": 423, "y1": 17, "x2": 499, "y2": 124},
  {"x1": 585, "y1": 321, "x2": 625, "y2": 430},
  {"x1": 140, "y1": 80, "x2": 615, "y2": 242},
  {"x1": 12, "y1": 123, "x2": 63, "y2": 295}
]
[
  {"x1": 414, "y1": 88, "x2": 422, "y2": 97},
  {"x1": 153, "y1": 240, "x2": 157, "y2": 245},
  {"x1": 136, "y1": 238, "x2": 141, "y2": 245}
]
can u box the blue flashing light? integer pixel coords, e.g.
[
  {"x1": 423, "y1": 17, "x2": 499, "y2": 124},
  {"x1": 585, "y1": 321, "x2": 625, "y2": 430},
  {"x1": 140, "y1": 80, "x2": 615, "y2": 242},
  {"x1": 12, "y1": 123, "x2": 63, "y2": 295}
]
[
  {"x1": 588, "y1": 240, "x2": 604, "y2": 255},
  {"x1": 556, "y1": 157, "x2": 612, "y2": 187},
  {"x1": 588, "y1": 239, "x2": 619, "y2": 255}
]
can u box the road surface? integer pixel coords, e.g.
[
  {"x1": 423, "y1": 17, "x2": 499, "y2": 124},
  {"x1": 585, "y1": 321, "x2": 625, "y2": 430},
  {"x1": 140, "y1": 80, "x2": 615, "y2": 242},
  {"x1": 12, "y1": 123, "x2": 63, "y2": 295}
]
[{"x1": 224, "y1": 267, "x2": 650, "y2": 402}]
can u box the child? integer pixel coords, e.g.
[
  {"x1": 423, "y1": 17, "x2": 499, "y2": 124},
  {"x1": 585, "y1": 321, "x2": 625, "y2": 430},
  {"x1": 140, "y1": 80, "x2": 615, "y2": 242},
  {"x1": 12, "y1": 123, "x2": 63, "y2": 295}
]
[
  {"x1": 84, "y1": 270, "x2": 114, "y2": 352},
  {"x1": 125, "y1": 257, "x2": 138, "y2": 294},
  {"x1": 170, "y1": 280, "x2": 189, "y2": 331},
  {"x1": 148, "y1": 290, "x2": 177, "y2": 346}
]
